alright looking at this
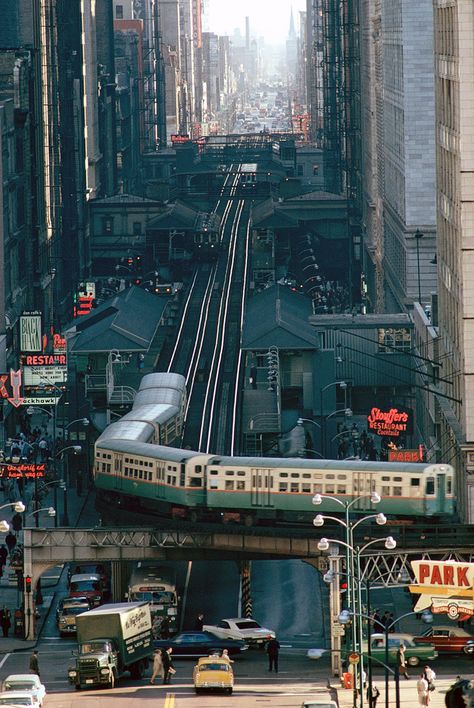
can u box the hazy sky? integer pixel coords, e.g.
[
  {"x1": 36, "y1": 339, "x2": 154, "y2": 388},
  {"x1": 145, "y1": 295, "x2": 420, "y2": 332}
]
[{"x1": 205, "y1": 0, "x2": 306, "y2": 44}]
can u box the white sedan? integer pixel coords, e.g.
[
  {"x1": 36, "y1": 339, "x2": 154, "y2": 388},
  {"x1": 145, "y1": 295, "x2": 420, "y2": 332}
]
[
  {"x1": 1, "y1": 674, "x2": 46, "y2": 706},
  {"x1": 203, "y1": 618, "x2": 275, "y2": 647},
  {"x1": 0, "y1": 691, "x2": 38, "y2": 707}
]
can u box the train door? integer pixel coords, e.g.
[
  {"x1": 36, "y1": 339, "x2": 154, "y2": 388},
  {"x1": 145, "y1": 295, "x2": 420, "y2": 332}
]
[
  {"x1": 352, "y1": 470, "x2": 375, "y2": 510},
  {"x1": 436, "y1": 472, "x2": 446, "y2": 514},
  {"x1": 113, "y1": 453, "x2": 123, "y2": 490},
  {"x1": 250, "y1": 468, "x2": 273, "y2": 507}
]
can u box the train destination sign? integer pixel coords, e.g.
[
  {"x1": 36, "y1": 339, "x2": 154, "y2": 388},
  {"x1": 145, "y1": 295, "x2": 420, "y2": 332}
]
[
  {"x1": 0, "y1": 463, "x2": 46, "y2": 479},
  {"x1": 367, "y1": 407, "x2": 412, "y2": 437}
]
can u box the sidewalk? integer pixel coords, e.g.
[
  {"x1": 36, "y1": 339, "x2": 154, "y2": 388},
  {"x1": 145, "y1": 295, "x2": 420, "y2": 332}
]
[
  {"x1": 0, "y1": 480, "x2": 96, "y2": 654},
  {"x1": 335, "y1": 676, "x2": 458, "y2": 706}
]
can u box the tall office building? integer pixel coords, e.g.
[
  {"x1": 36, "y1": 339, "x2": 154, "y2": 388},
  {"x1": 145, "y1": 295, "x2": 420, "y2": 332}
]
[
  {"x1": 433, "y1": 1, "x2": 474, "y2": 521},
  {"x1": 360, "y1": 0, "x2": 437, "y2": 312}
]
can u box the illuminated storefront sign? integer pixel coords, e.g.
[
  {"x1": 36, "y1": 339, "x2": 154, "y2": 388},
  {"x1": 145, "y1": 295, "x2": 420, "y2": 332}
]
[
  {"x1": 367, "y1": 407, "x2": 412, "y2": 437},
  {"x1": 20, "y1": 312, "x2": 42, "y2": 352},
  {"x1": 388, "y1": 447, "x2": 424, "y2": 462},
  {"x1": 0, "y1": 463, "x2": 46, "y2": 479},
  {"x1": 171, "y1": 134, "x2": 190, "y2": 144},
  {"x1": 409, "y1": 560, "x2": 474, "y2": 621},
  {"x1": 0, "y1": 370, "x2": 24, "y2": 407}
]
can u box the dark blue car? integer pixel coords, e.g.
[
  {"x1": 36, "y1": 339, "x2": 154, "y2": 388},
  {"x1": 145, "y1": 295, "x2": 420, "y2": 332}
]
[{"x1": 153, "y1": 631, "x2": 247, "y2": 657}]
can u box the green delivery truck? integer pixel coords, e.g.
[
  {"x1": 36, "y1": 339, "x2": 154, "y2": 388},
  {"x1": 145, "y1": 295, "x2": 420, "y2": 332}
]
[{"x1": 68, "y1": 602, "x2": 152, "y2": 689}]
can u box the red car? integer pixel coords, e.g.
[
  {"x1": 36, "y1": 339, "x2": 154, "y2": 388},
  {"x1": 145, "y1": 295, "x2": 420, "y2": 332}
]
[{"x1": 414, "y1": 625, "x2": 474, "y2": 655}]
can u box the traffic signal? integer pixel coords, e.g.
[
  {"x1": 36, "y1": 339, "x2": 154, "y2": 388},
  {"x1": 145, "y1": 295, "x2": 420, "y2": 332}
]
[
  {"x1": 24, "y1": 575, "x2": 32, "y2": 593},
  {"x1": 134, "y1": 278, "x2": 142, "y2": 286},
  {"x1": 11, "y1": 513, "x2": 22, "y2": 532}
]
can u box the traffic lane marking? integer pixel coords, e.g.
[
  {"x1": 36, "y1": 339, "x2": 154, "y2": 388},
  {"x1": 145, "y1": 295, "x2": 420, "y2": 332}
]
[
  {"x1": 0, "y1": 653, "x2": 10, "y2": 669},
  {"x1": 164, "y1": 694, "x2": 175, "y2": 708}
]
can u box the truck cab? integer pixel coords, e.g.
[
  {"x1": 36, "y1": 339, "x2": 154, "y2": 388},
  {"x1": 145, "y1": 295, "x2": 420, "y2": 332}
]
[
  {"x1": 69, "y1": 638, "x2": 119, "y2": 689},
  {"x1": 69, "y1": 574, "x2": 104, "y2": 607}
]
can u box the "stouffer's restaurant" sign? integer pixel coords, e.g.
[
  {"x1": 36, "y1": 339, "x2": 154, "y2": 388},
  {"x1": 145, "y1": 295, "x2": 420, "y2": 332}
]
[{"x1": 367, "y1": 407, "x2": 412, "y2": 437}]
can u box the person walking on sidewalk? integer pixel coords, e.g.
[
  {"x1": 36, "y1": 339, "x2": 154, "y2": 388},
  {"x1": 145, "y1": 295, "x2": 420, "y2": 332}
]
[
  {"x1": 0, "y1": 606, "x2": 11, "y2": 637},
  {"x1": 367, "y1": 683, "x2": 380, "y2": 707},
  {"x1": 29, "y1": 650, "x2": 40, "y2": 678},
  {"x1": 161, "y1": 648, "x2": 174, "y2": 685},
  {"x1": 417, "y1": 672, "x2": 429, "y2": 706},
  {"x1": 267, "y1": 637, "x2": 280, "y2": 673},
  {"x1": 397, "y1": 643, "x2": 409, "y2": 679}
]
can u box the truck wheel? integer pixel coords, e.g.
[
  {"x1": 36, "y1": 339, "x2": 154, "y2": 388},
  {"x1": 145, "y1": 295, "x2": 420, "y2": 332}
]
[{"x1": 226, "y1": 688, "x2": 233, "y2": 695}]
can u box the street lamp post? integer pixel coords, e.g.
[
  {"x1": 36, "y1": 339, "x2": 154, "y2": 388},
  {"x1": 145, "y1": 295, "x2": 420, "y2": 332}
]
[
  {"x1": 414, "y1": 229, "x2": 423, "y2": 303},
  {"x1": 51, "y1": 445, "x2": 82, "y2": 526},
  {"x1": 319, "y1": 382, "x2": 349, "y2": 456},
  {"x1": 317, "y1": 533, "x2": 395, "y2": 708},
  {"x1": 312, "y1": 491, "x2": 383, "y2": 686}
]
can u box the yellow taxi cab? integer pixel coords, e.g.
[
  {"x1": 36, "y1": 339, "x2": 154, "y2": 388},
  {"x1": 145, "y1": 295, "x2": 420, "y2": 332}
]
[{"x1": 193, "y1": 655, "x2": 234, "y2": 694}]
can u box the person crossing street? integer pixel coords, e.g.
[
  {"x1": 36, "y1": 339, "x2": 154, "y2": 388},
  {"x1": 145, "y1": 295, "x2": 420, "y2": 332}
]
[{"x1": 267, "y1": 637, "x2": 280, "y2": 673}]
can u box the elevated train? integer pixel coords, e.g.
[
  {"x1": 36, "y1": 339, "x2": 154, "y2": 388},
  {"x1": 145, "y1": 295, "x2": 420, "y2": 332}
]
[{"x1": 94, "y1": 374, "x2": 455, "y2": 526}]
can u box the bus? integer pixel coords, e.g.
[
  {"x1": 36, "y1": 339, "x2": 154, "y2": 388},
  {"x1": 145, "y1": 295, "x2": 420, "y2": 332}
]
[{"x1": 127, "y1": 563, "x2": 179, "y2": 635}]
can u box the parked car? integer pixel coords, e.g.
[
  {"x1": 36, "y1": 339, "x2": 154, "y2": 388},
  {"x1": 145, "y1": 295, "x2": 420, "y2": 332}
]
[
  {"x1": 202, "y1": 618, "x2": 275, "y2": 647},
  {"x1": 153, "y1": 631, "x2": 247, "y2": 658},
  {"x1": 367, "y1": 633, "x2": 438, "y2": 666},
  {"x1": 414, "y1": 625, "x2": 474, "y2": 655},
  {"x1": 193, "y1": 655, "x2": 234, "y2": 694},
  {"x1": 1, "y1": 676, "x2": 46, "y2": 707},
  {"x1": 0, "y1": 691, "x2": 38, "y2": 706}
]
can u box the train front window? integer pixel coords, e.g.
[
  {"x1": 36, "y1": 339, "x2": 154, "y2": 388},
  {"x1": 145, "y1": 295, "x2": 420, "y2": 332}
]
[
  {"x1": 426, "y1": 477, "x2": 435, "y2": 495},
  {"x1": 447, "y1": 477, "x2": 452, "y2": 494}
]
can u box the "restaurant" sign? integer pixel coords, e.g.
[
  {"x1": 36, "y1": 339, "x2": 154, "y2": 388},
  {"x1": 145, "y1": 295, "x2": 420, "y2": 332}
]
[{"x1": 367, "y1": 407, "x2": 412, "y2": 437}]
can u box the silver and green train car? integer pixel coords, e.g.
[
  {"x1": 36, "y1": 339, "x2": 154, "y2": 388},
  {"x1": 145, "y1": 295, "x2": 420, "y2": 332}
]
[
  {"x1": 94, "y1": 441, "x2": 454, "y2": 525},
  {"x1": 94, "y1": 372, "x2": 454, "y2": 526}
]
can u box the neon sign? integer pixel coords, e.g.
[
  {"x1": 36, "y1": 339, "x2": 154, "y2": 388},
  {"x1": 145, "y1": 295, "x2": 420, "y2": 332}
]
[
  {"x1": 0, "y1": 463, "x2": 46, "y2": 478},
  {"x1": 367, "y1": 407, "x2": 412, "y2": 437}
]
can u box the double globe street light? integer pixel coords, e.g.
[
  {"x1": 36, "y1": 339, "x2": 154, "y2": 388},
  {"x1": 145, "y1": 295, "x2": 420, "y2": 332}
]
[{"x1": 0, "y1": 501, "x2": 26, "y2": 533}]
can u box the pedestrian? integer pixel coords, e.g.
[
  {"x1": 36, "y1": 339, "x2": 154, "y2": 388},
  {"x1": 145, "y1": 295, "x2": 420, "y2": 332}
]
[
  {"x1": 396, "y1": 643, "x2": 409, "y2": 680},
  {"x1": 0, "y1": 544, "x2": 7, "y2": 566},
  {"x1": 381, "y1": 610, "x2": 391, "y2": 631},
  {"x1": 29, "y1": 650, "x2": 40, "y2": 678},
  {"x1": 160, "y1": 616, "x2": 170, "y2": 639},
  {"x1": 161, "y1": 648, "x2": 174, "y2": 684},
  {"x1": 423, "y1": 665, "x2": 436, "y2": 701},
  {"x1": 149, "y1": 648, "x2": 163, "y2": 684},
  {"x1": 0, "y1": 606, "x2": 11, "y2": 637},
  {"x1": 194, "y1": 613, "x2": 204, "y2": 631},
  {"x1": 367, "y1": 682, "x2": 380, "y2": 707},
  {"x1": 5, "y1": 531, "x2": 16, "y2": 555},
  {"x1": 372, "y1": 611, "x2": 383, "y2": 633},
  {"x1": 417, "y1": 672, "x2": 429, "y2": 706},
  {"x1": 267, "y1": 637, "x2": 280, "y2": 673},
  {"x1": 221, "y1": 649, "x2": 234, "y2": 663}
]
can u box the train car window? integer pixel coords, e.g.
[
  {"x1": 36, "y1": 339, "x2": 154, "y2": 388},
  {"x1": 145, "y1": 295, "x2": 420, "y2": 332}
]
[
  {"x1": 337, "y1": 485, "x2": 346, "y2": 494},
  {"x1": 327, "y1": 474, "x2": 335, "y2": 479},
  {"x1": 447, "y1": 477, "x2": 452, "y2": 494},
  {"x1": 337, "y1": 474, "x2": 346, "y2": 480},
  {"x1": 237, "y1": 471, "x2": 246, "y2": 476},
  {"x1": 279, "y1": 482, "x2": 288, "y2": 492},
  {"x1": 393, "y1": 486, "x2": 402, "y2": 496},
  {"x1": 382, "y1": 486, "x2": 390, "y2": 495},
  {"x1": 313, "y1": 473, "x2": 323, "y2": 479},
  {"x1": 290, "y1": 483, "x2": 299, "y2": 492},
  {"x1": 280, "y1": 473, "x2": 288, "y2": 478},
  {"x1": 225, "y1": 481, "x2": 235, "y2": 490},
  {"x1": 302, "y1": 483, "x2": 311, "y2": 492},
  {"x1": 313, "y1": 483, "x2": 322, "y2": 493},
  {"x1": 291, "y1": 473, "x2": 299, "y2": 478},
  {"x1": 125, "y1": 457, "x2": 129, "y2": 463},
  {"x1": 134, "y1": 469, "x2": 139, "y2": 478},
  {"x1": 139, "y1": 470, "x2": 143, "y2": 479},
  {"x1": 195, "y1": 465, "x2": 202, "y2": 473},
  {"x1": 426, "y1": 477, "x2": 435, "y2": 495},
  {"x1": 114, "y1": 459, "x2": 120, "y2": 471},
  {"x1": 225, "y1": 471, "x2": 235, "y2": 476},
  {"x1": 210, "y1": 479, "x2": 218, "y2": 489},
  {"x1": 394, "y1": 476, "x2": 402, "y2": 482},
  {"x1": 382, "y1": 476, "x2": 390, "y2": 481},
  {"x1": 325, "y1": 485, "x2": 335, "y2": 493},
  {"x1": 189, "y1": 478, "x2": 202, "y2": 487},
  {"x1": 237, "y1": 481, "x2": 245, "y2": 490},
  {"x1": 303, "y1": 473, "x2": 311, "y2": 479},
  {"x1": 210, "y1": 469, "x2": 218, "y2": 475},
  {"x1": 410, "y1": 478, "x2": 420, "y2": 486}
]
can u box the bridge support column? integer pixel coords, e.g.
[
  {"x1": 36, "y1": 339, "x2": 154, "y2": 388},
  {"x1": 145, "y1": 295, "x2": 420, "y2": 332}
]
[
  {"x1": 240, "y1": 560, "x2": 252, "y2": 617},
  {"x1": 111, "y1": 560, "x2": 127, "y2": 602},
  {"x1": 328, "y1": 551, "x2": 342, "y2": 677}
]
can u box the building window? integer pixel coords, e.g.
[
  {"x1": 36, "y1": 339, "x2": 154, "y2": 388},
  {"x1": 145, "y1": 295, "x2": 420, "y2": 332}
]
[
  {"x1": 297, "y1": 164, "x2": 303, "y2": 176},
  {"x1": 133, "y1": 222, "x2": 142, "y2": 236},
  {"x1": 102, "y1": 217, "x2": 114, "y2": 235},
  {"x1": 378, "y1": 327, "x2": 411, "y2": 352},
  {"x1": 116, "y1": 4, "x2": 123, "y2": 18}
]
